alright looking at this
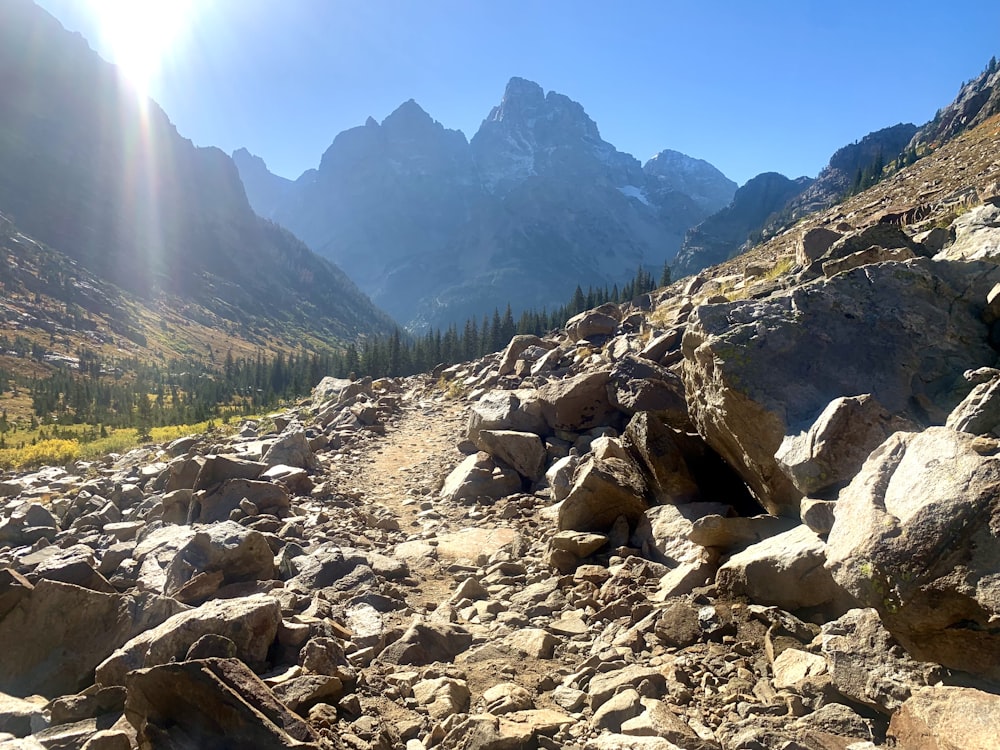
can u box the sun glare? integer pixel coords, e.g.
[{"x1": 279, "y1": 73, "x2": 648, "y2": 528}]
[{"x1": 89, "y1": 0, "x2": 193, "y2": 93}]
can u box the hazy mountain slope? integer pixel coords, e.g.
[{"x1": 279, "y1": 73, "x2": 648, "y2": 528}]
[
  {"x1": 0, "y1": 0, "x2": 394, "y2": 345},
  {"x1": 672, "y1": 172, "x2": 813, "y2": 278}
]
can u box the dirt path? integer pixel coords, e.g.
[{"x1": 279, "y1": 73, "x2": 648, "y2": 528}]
[{"x1": 345, "y1": 386, "x2": 475, "y2": 613}]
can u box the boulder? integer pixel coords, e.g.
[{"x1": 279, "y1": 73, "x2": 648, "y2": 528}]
[
  {"x1": 467, "y1": 390, "x2": 548, "y2": 444},
  {"x1": 939, "y1": 201, "x2": 1000, "y2": 261},
  {"x1": 124, "y1": 658, "x2": 319, "y2": 749},
  {"x1": 631, "y1": 503, "x2": 726, "y2": 596},
  {"x1": 775, "y1": 394, "x2": 912, "y2": 497},
  {"x1": 888, "y1": 686, "x2": 1000, "y2": 750},
  {"x1": 682, "y1": 258, "x2": 1000, "y2": 517},
  {"x1": 796, "y1": 226, "x2": 842, "y2": 267},
  {"x1": 96, "y1": 595, "x2": 281, "y2": 687},
  {"x1": 825, "y1": 427, "x2": 1000, "y2": 681},
  {"x1": 378, "y1": 618, "x2": 473, "y2": 666},
  {"x1": 820, "y1": 608, "x2": 943, "y2": 714},
  {"x1": 412, "y1": 677, "x2": 470, "y2": 720},
  {"x1": 946, "y1": 370, "x2": 1000, "y2": 435},
  {"x1": 0, "y1": 693, "x2": 45, "y2": 737},
  {"x1": 260, "y1": 426, "x2": 318, "y2": 471},
  {"x1": 162, "y1": 522, "x2": 276, "y2": 599},
  {"x1": 607, "y1": 356, "x2": 688, "y2": 426},
  {"x1": 558, "y1": 456, "x2": 648, "y2": 533},
  {"x1": 817, "y1": 224, "x2": 920, "y2": 269},
  {"x1": 622, "y1": 413, "x2": 700, "y2": 503},
  {"x1": 192, "y1": 455, "x2": 265, "y2": 492},
  {"x1": 475, "y1": 430, "x2": 547, "y2": 482},
  {"x1": 716, "y1": 525, "x2": 847, "y2": 612},
  {"x1": 439, "y1": 452, "x2": 522, "y2": 503},
  {"x1": 537, "y1": 370, "x2": 617, "y2": 433},
  {"x1": 566, "y1": 310, "x2": 619, "y2": 341},
  {"x1": 688, "y1": 513, "x2": 798, "y2": 551},
  {"x1": 0, "y1": 580, "x2": 138, "y2": 698},
  {"x1": 190, "y1": 478, "x2": 290, "y2": 524},
  {"x1": 822, "y1": 245, "x2": 916, "y2": 277},
  {"x1": 497, "y1": 335, "x2": 547, "y2": 376}
]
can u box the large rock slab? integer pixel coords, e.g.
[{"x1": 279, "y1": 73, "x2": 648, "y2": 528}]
[
  {"x1": 191, "y1": 479, "x2": 289, "y2": 524},
  {"x1": 467, "y1": 390, "x2": 548, "y2": 444},
  {"x1": 0, "y1": 580, "x2": 137, "y2": 698},
  {"x1": 607, "y1": 355, "x2": 688, "y2": 426},
  {"x1": 623, "y1": 413, "x2": 700, "y2": 504},
  {"x1": 682, "y1": 259, "x2": 1000, "y2": 516},
  {"x1": 887, "y1": 685, "x2": 1000, "y2": 750},
  {"x1": 439, "y1": 452, "x2": 522, "y2": 503},
  {"x1": 820, "y1": 608, "x2": 944, "y2": 714},
  {"x1": 124, "y1": 658, "x2": 319, "y2": 749},
  {"x1": 826, "y1": 427, "x2": 1000, "y2": 681},
  {"x1": 162, "y1": 522, "x2": 276, "y2": 599},
  {"x1": 96, "y1": 595, "x2": 281, "y2": 687},
  {"x1": 716, "y1": 524, "x2": 847, "y2": 612}
]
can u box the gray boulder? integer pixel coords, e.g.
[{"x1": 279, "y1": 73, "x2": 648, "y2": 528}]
[
  {"x1": 260, "y1": 426, "x2": 318, "y2": 471},
  {"x1": 475, "y1": 429, "x2": 547, "y2": 482},
  {"x1": 716, "y1": 524, "x2": 848, "y2": 612},
  {"x1": 124, "y1": 658, "x2": 319, "y2": 749},
  {"x1": 821, "y1": 608, "x2": 944, "y2": 714},
  {"x1": 623, "y1": 412, "x2": 700, "y2": 504},
  {"x1": 796, "y1": 226, "x2": 842, "y2": 267},
  {"x1": 683, "y1": 258, "x2": 1000, "y2": 517},
  {"x1": 162, "y1": 522, "x2": 276, "y2": 599},
  {"x1": 826, "y1": 427, "x2": 1000, "y2": 681},
  {"x1": 439, "y1": 452, "x2": 522, "y2": 503},
  {"x1": 0, "y1": 580, "x2": 175, "y2": 698},
  {"x1": 467, "y1": 390, "x2": 548, "y2": 444},
  {"x1": 558, "y1": 455, "x2": 648, "y2": 533},
  {"x1": 888, "y1": 686, "x2": 1000, "y2": 750},
  {"x1": 537, "y1": 370, "x2": 616, "y2": 433},
  {"x1": 946, "y1": 370, "x2": 1000, "y2": 435},
  {"x1": 775, "y1": 394, "x2": 913, "y2": 497},
  {"x1": 607, "y1": 355, "x2": 688, "y2": 426}
]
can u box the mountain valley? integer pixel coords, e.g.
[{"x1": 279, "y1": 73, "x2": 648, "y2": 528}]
[{"x1": 3, "y1": 2, "x2": 1000, "y2": 749}]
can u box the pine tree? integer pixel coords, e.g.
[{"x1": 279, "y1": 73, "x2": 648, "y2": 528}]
[{"x1": 660, "y1": 261, "x2": 672, "y2": 287}]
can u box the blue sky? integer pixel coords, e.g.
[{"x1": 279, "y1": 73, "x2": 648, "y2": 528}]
[{"x1": 35, "y1": 0, "x2": 1000, "y2": 186}]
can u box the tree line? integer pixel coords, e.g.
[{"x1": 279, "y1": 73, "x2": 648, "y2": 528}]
[{"x1": 2, "y1": 263, "x2": 669, "y2": 432}]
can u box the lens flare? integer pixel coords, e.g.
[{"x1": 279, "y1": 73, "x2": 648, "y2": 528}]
[{"x1": 89, "y1": 0, "x2": 193, "y2": 93}]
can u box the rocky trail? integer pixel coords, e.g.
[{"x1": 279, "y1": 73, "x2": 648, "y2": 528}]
[{"x1": 5, "y1": 182, "x2": 1000, "y2": 748}]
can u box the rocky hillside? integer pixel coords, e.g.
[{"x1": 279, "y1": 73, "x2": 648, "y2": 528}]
[
  {"x1": 909, "y1": 57, "x2": 1000, "y2": 148},
  {"x1": 0, "y1": 0, "x2": 394, "y2": 349},
  {"x1": 2, "y1": 113, "x2": 1000, "y2": 749},
  {"x1": 236, "y1": 78, "x2": 736, "y2": 329}
]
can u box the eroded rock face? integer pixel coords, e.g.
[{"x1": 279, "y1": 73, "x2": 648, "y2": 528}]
[
  {"x1": 682, "y1": 258, "x2": 1000, "y2": 516},
  {"x1": 826, "y1": 427, "x2": 1000, "y2": 681}
]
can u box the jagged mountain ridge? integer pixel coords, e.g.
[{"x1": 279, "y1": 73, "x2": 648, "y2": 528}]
[
  {"x1": 0, "y1": 0, "x2": 394, "y2": 349},
  {"x1": 236, "y1": 78, "x2": 736, "y2": 329}
]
